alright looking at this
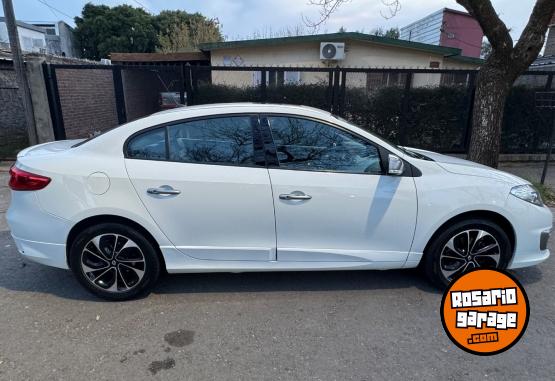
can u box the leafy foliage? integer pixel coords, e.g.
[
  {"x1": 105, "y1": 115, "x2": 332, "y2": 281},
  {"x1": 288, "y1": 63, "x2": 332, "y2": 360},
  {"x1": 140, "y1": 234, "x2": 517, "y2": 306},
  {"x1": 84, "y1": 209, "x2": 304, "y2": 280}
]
[
  {"x1": 74, "y1": 5, "x2": 223, "y2": 59},
  {"x1": 370, "y1": 27, "x2": 400, "y2": 39},
  {"x1": 191, "y1": 81, "x2": 551, "y2": 154},
  {"x1": 153, "y1": 10, "x2": 223, "y2": 52},
  {"x1": 74, "y1": 4, "x2": 157, "y2": 60}
]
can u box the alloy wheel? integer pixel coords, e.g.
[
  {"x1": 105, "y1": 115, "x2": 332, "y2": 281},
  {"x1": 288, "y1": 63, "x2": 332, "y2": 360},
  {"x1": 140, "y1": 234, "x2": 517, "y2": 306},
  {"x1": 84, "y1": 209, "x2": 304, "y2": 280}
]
[
  {"x1": 439, "y1": 229, "x2": 501, "y2": 281},
  {"x1": 80, "y1": 234, "x2": 146, "y2": 293}
]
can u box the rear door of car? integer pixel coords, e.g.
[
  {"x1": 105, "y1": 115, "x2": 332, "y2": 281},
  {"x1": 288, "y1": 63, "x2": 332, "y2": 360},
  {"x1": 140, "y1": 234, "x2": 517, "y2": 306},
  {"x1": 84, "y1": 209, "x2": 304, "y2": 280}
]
[{"x1": 124, "y1": 114, "x2": 277, "y2": 261}]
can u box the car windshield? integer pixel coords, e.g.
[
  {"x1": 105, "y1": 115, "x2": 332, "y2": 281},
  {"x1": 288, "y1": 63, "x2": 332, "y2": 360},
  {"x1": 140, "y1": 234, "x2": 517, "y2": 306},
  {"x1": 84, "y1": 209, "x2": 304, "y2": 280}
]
[{"x1": 333, "y1": 115, "x2": 433, "y2": 161}]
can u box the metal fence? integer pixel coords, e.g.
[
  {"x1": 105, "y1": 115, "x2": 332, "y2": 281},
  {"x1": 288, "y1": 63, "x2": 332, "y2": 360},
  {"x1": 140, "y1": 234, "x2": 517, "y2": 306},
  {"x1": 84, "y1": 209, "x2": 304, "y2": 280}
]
[{"x1": 42, "y1": 63, "x2": 555, "y2": 156}]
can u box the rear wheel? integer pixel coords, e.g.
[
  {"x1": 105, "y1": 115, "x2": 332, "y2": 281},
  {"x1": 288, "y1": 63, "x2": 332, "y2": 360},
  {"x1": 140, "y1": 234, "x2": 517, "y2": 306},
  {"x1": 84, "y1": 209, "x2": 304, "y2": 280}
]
[
  {"x1": 69, "y1": 223, "x2": 160, "y2": 300},
  {"x1": 424, "y1": 219, "x2": 512, "y2": 288}
]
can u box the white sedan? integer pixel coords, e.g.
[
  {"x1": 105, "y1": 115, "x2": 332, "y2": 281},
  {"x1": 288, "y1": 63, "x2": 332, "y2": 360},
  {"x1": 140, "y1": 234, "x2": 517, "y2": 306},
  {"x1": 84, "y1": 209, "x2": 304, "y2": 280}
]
[{"x1": 6, "y1": 103, "x2": 552, "y2": 300}]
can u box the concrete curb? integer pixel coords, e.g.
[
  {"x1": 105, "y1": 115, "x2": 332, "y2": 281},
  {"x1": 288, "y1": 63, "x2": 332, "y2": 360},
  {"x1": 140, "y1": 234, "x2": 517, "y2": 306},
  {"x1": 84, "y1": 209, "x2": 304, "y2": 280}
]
[{"x1": 0, "y1": 162, "x2": 14, "y2": 172}]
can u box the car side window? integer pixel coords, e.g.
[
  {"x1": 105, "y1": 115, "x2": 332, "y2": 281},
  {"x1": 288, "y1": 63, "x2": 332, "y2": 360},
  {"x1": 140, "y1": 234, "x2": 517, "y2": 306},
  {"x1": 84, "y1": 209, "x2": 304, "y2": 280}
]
[
  {"x1": 267, "y1": 116, "x2": 382, "y2": 174},
  {"x1": 127, "y1": 127, "x2": 167, "y2": 160},
  {"x1": 167, "y1": 116, "x2": 255, "y2": 166}
]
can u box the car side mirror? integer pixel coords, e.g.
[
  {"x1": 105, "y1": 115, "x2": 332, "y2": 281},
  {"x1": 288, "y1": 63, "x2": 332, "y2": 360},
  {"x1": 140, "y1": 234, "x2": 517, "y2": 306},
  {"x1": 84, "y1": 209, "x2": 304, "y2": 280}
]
[{"x1": 388, "y1": 154, "x2": 404, "y2": 175}]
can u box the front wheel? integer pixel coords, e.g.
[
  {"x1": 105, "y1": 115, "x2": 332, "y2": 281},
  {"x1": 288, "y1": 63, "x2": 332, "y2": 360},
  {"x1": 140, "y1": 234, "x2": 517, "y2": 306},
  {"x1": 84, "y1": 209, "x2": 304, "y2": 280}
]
[
  {"x1": 69, "y1": 223, "x2": 161, "y2": 300},
  {"x1": 423, "y1": 219, "x2": 512, "y2": 288}
]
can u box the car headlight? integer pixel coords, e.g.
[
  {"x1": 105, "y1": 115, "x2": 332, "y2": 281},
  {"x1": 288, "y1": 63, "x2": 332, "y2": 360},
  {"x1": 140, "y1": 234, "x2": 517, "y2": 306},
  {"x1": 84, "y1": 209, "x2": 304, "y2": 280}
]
[{"x1": 510, "y1": 184, "x2": 543, "y2": 206}]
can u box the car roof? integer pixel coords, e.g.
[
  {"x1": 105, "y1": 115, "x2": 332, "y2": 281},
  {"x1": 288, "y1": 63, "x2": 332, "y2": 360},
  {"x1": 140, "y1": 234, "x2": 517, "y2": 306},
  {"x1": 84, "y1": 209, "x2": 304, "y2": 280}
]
[{"x1": 153, "y1": 103, "x2": 333, "y2": 118}]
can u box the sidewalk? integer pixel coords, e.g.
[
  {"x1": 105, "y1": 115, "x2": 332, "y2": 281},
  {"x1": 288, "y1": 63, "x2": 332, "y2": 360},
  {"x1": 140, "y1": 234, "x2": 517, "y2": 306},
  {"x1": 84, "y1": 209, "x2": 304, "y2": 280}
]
[{"x1": 0, "y1": 161, "x2": 13, "y2": 172}]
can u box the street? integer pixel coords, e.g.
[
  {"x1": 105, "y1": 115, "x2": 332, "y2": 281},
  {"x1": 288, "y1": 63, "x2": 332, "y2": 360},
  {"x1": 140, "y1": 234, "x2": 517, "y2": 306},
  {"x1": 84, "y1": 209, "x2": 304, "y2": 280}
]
[{"x1": 0, "y1": 173, "x2": 554, "y2": 380}]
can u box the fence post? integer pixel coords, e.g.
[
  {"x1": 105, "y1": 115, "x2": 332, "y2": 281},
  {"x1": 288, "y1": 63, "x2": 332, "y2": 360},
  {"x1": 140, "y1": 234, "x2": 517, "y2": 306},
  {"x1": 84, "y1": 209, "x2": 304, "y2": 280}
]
[
  {"x1": 462, "y1": 72, "x2": 477, "y2": 154},
  {"x1": 112, "y1": 66, "x2": 127, "y2": 124},
  {"x1": 179, "y1": 63, "x2": 186, "y2": 105},
  {"x1": 337, "y1": 69, "x2": 347, "y2": 117},
  {"x1": 41, "y1": 62, "x2": 66, "y2": 140},
  {"x1": 331, "y1": 66, "x2": 341, "y2": 114},
  {"x1": 260, "y1": 70, "x2": 267, "y2": 103},
  {"x1": 399, "y1": 72, "x2": 413, "y2": 146},
  {"x1": 327, "y1": 70, "x2": 333, "y2": 112},
  {"x1": 184, "y1": 65, "x2": 193, "y2": 105}
]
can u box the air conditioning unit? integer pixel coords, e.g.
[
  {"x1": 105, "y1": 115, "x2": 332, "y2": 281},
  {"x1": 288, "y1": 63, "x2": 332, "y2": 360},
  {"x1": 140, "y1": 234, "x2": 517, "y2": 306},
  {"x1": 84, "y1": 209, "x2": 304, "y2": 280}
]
[{"x1": 320, "y1": 42, "x2": 345, "y2": 60}]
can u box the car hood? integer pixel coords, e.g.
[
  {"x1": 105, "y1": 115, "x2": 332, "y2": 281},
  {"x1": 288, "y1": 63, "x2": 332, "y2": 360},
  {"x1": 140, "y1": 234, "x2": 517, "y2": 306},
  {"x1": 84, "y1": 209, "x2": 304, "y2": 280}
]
[{"x1": 405, "y1": 147, "x2": 528, "y2": 186}]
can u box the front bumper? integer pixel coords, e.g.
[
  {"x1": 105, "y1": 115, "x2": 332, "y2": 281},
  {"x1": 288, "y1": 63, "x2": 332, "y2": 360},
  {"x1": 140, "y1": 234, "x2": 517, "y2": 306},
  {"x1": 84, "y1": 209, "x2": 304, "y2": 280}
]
[{"x1": 506, "y1": 195, "x2": 552, "y2": 269}]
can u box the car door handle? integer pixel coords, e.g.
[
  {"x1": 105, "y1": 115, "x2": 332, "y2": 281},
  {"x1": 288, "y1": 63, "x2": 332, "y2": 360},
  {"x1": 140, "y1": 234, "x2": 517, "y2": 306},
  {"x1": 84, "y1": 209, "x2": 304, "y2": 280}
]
[
  {"x1": 279, "y1": 191, "x2": 312, "y2": 200},
  {"x1": 147, "y1": 186, "x2": 181, "y2": 195}
]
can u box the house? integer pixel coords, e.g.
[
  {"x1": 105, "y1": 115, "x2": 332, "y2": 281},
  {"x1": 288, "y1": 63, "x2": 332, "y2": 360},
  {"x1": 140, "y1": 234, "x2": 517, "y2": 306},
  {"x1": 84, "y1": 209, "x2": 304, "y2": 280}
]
[
  {"x1": 400, "y1": 8, "x2": 484, "y2": 58},
  {"x1": 0, "y1": 17, "x2": 47, "y2": 53},
  {"x1": 27, "y1": 21, "x2": 78, "y2": 58},
  {"x1": 530, "y1": 13, "x2": 555, "y2": 71},
  {"x1": 197, "y1": 32, "x2": 482, "y2": 88}
]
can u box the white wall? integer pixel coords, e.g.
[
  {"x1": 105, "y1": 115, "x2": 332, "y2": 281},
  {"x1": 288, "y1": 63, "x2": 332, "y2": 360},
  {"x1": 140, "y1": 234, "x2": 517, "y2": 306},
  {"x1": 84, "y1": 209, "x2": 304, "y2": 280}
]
[
  {"x1": 0, "y1": 22, "x2": 46, "y2": 53},
  {"x1": 209, "y1": 40, "x2": 478, "y2": 88}
]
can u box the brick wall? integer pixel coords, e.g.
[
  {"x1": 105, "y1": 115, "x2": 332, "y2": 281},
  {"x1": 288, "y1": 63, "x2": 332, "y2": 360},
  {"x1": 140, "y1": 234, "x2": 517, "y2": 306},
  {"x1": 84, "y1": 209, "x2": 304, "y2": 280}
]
[
  {"x1": 0, "y1": 67, "x2": 28, "y2": 158},
  {"x1": 122, "y1": 69, "x2": 165, "y2": 121},
  {"x1": 56, "y1": 68, "x2": 119, "y2": 139}
]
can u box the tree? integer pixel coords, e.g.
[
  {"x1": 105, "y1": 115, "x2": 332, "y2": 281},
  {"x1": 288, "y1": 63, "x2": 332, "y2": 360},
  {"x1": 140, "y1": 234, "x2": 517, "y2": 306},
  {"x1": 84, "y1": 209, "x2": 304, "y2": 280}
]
[
  {"x1": 157, "y1": 23, "x2": 191, "y2": 53},
  {"x1": 74, "y1": 5, "x2": 223, "y2": 58},
  {"x1": 481, "y1": 40, "x2": 492, "y2": 59},
  {"x1": 153, "y1": 10, "x2": 222, "y2": 52},
  {"x1": 371, "y1": 27, "x2": 400, "y2": 39},
  {"x1": 74, "y1": 3, "x2": 157, "y2": 60},
  {"x1": 306, "y1": 0, "x2": 555, "y2": 167}
]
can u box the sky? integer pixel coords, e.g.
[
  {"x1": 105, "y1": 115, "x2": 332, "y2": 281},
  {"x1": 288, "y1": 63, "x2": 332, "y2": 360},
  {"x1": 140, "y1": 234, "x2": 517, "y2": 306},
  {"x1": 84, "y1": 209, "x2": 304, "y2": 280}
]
[{"x1": 0, "y1": 0, "x2": 541, "y2": 42}]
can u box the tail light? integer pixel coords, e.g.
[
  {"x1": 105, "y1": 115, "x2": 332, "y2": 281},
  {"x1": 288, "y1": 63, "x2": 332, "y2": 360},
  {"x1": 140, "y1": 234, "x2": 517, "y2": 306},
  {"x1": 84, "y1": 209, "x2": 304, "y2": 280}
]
[{"x1": 9, "y1": 166, "x2": 51, "y2": 191}]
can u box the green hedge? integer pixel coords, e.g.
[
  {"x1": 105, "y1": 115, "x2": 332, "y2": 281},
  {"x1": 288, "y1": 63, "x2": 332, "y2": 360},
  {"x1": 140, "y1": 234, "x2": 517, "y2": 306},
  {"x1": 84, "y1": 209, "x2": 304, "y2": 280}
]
[{"x1": 192, "y1": 83, "x2": 551, "y2": 154}]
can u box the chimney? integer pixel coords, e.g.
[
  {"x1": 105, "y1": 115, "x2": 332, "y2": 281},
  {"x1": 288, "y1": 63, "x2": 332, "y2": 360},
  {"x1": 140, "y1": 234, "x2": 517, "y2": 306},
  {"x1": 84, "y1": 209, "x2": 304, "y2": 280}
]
[{"x1": 544, "y1": 12, "x2": 555, "y2": 57}]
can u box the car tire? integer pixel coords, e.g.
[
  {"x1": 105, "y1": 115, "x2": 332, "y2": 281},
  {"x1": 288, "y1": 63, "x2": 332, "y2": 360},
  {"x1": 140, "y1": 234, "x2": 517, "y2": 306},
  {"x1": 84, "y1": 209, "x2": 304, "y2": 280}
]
[
  {"x1": 69, "y1": 223, "x2": 161, "y2": 301},
  {"x1": 423, "y1": 219, "x2": 512, "y2": 288}
]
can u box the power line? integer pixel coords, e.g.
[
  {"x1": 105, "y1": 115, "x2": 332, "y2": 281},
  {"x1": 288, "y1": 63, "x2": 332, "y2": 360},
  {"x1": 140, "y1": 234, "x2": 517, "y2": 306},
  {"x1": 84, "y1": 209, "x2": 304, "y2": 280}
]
[
  {"x1": 130, "y1": 0, "x2": 153, "y2": 13},
  {"x1": 35, "y1": 0, "x2": 74, "y2": 22}
]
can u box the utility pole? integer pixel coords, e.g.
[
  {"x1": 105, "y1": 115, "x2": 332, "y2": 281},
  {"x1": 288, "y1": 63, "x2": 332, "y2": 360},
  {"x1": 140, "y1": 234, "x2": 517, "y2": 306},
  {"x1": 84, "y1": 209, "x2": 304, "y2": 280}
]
[{"x1": 2, "y1": 0, "x2": 38, "y2": 145}]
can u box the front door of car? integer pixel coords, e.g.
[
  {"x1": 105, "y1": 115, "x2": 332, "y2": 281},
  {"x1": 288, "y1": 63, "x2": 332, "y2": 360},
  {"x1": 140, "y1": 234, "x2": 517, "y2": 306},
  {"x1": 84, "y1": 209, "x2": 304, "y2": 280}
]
[
  {"x1": 262, "y1": 115, "x2": 417, "y2": 263},
  {"x1": 125, "y1": 115, "x2": 276, "y2": 261}
]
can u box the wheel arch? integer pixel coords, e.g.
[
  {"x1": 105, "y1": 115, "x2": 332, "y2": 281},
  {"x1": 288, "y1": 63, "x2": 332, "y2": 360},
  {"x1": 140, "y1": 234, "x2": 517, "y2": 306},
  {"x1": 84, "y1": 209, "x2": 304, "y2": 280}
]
[
  {"x1": 65, "y1": 214, "x2": 167, "y2": 272},
  {"x1": 421, "y1": 210, "x2": 516, "y2": 264}
]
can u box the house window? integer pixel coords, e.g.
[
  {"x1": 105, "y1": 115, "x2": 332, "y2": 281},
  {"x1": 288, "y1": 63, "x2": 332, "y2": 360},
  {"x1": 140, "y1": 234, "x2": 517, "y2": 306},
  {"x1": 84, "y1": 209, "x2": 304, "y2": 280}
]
[
  {"x1": 366, "y1": 72, "x2": 407, "y2": 91},
  {"x1": 252, "y1": 71, "x2": 302, "y2": 86},
  {"x1": 284, "y1": 71, "x2": 301, "y2": 85},
  {"x1": 440, "y1": 73, "x2": 469, "y2": 86}
]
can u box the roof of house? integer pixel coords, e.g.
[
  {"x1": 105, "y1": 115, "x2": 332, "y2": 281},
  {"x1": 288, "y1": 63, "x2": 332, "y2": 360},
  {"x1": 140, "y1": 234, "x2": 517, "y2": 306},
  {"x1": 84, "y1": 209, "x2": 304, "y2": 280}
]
[
  {"x1": 444, "y1": 54, "x2": 484, "y2": 65},
  {"x1": 110, "y1": 51, "x2": 209, "y2": 63},
  {"x1": 0, "y1": 17, "x2": 46, "y2": 34},
  {"x1": 199, "y1": 32, "x2": 463, "y2": 57},
  {"x1": 531, "y1": 55, "x2": 555, "y2": 69}
]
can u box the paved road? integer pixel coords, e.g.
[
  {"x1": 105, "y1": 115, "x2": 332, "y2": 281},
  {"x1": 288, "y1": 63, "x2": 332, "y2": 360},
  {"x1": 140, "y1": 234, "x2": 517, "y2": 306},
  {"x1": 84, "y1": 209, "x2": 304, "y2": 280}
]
[
  {"x1": 1, "y1": 167, "x2": 554, "y2": 380},
  {"x1": 0, "y1": 228, "x2": 554, "y2": 380}
]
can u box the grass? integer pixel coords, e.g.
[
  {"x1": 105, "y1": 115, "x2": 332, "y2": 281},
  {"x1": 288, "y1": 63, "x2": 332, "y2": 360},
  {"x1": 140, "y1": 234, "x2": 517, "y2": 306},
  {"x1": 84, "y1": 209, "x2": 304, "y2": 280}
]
[{"x1": 530, "y1": 181, "x2": 555, "y2": 207}]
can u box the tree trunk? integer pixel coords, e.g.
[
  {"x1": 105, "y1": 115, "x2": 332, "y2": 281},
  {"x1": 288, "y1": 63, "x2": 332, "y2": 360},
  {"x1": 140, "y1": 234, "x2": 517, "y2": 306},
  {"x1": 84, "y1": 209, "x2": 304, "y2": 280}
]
[{"x1": 467, "y1": 65, "x2": 511, "y2": 168}]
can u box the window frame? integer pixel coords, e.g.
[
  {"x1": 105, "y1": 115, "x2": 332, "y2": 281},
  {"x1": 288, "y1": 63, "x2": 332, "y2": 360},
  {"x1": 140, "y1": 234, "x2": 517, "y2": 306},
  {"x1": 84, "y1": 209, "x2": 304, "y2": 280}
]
[
  {"x1": 123, "y1": 113, "x2": 266, "y2": 168},
  {"x1": 260, "y1": 114, "x2": 386, "y2": 176}
]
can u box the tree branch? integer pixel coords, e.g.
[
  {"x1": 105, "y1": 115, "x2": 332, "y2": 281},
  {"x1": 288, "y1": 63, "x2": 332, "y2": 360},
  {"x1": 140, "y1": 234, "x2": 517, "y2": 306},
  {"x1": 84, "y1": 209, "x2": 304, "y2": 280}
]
[
  {"x1": 456, "y1": 0, "x2": 513, "y2": 53},
  {"x1": 303, "y1": 0, "x2": 400, "y2": 31},
  {"x1": 303, "y1": 0, "x2": 351, "y2": 31},
  {"x1": 513, "y1": 0, "x2": 555, "y2": 71}
]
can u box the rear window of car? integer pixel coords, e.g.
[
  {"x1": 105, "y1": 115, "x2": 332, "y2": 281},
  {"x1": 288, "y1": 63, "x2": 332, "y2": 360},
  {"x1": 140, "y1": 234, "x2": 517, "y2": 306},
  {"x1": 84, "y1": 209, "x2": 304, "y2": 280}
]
[
  {"x1": 126, "y1": 116, "x2": 256, "y2": 166},
  {"x1": 126, "y1": 128, "x2": 167, "y2": 160}
]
